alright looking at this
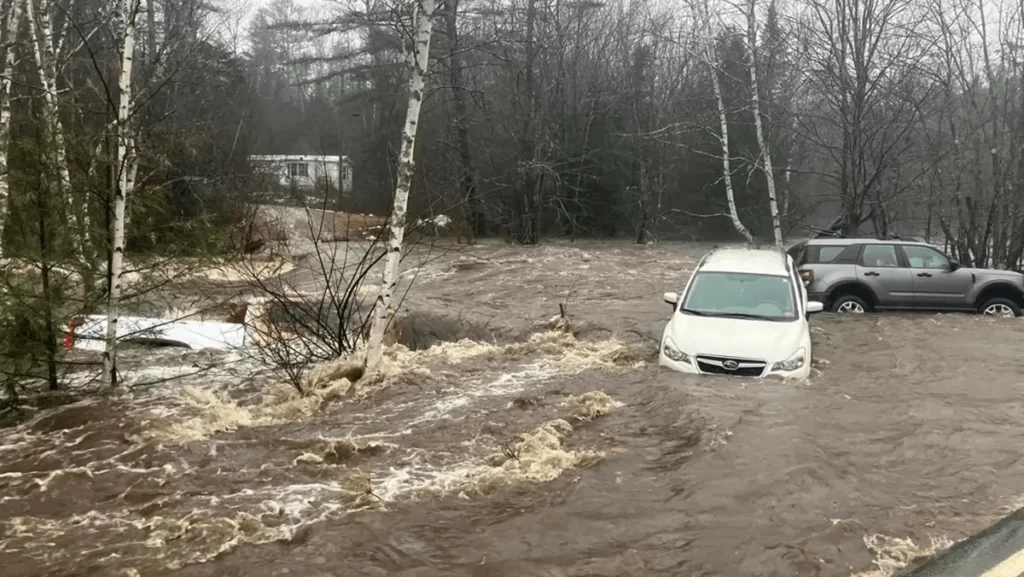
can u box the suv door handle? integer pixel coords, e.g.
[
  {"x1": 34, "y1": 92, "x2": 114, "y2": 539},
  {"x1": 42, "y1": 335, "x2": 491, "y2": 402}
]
[
  {"x1": 916, "y1": 272, "x2": 932, "y2": 277},
  {"x1": 864, "y1": 271, "x2": 880, "y2": 277}
]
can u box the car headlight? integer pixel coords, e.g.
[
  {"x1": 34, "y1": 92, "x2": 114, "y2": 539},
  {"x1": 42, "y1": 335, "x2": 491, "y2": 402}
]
[
  {"x1": 771, "y1": 348, "x2": 806, "y2": 372},
  {"x1": 662, "y1": 338, "x2": 692, "y2": 364}
]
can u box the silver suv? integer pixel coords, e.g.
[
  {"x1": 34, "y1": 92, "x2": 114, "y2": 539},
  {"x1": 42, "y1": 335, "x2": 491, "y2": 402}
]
[{"x1": 787, "y1": 238, "x2": 1024, "y2": 317}]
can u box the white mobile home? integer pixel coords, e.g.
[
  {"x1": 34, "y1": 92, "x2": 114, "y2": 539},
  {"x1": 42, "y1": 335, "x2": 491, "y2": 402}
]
[{"x1": 250, "y1": 154, "x2": 353, "y2": 193}]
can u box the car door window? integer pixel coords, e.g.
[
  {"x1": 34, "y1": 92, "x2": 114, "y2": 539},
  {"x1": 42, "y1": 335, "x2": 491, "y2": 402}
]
[
  {"x1": 803, "y1": 245, "x2": 844, "y2": 264},
  {"x1": 901, "y1": 245, "x2": 949, "y2": 269},
  {"x1": 859, "y1": 244, "x2": 900, "y2": 268},
  {"x1": 815, "y1": 246, "x2": 845, "y2": 263}
]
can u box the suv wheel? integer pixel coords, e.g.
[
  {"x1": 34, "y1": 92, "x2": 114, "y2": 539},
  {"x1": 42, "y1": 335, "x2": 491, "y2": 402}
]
[
  {"x1": 831, "y1": 294, "x2": 868, "y2": 314},
  {"x1": 979, "y1": 298, "x2": 1023, "y2": 318}
]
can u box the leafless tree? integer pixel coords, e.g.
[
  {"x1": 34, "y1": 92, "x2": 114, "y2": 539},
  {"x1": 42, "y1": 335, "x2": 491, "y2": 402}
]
[
  {"x1": 365, "y1": 0, "x2": 436, "y2": 372},
  {"x1": 797, "y1": 0, "x2": 931, "y2": 236}
]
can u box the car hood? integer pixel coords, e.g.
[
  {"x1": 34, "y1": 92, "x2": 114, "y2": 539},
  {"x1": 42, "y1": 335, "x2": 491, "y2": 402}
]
[{"x1": 666, "y1": 313, "x2": 806, "y2": 362}]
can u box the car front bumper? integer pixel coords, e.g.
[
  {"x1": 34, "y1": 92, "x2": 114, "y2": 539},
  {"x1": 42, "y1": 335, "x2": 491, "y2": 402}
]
[{"x1": 659, "y1": 350, "x2": 811, "y2": 379}]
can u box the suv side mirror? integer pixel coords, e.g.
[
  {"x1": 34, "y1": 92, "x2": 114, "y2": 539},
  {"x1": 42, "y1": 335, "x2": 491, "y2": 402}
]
[
  {"x1": 948, "y1": 259, "x2": 961, "y2": 272},
  {"x1": 664, "y1": 292, "x2": 679, "y2": 306},
  {"x1": 807, "y1": 301, "x2": 824, "y2": 314}
]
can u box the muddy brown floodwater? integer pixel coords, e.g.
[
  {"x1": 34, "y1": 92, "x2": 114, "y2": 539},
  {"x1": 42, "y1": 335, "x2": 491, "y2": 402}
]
[{"x1": 3, "y1": 240, "x2": 1024, "y2": 577}]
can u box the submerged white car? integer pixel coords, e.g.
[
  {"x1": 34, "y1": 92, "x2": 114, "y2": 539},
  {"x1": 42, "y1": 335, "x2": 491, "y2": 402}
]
[{"x1": 659, "y1": 246, "x2": 825, "y2": 379}]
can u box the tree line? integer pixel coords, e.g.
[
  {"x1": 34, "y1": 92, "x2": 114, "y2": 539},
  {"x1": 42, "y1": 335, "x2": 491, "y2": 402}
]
[{"x1": 253, "y1": 0, "x2": 1024, "y2": 268}]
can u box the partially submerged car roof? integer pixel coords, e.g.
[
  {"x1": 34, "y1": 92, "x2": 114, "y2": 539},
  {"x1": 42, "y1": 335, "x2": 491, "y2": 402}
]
[{"x1": 699, "y1": 246, "x2": 791, "y2": 277}]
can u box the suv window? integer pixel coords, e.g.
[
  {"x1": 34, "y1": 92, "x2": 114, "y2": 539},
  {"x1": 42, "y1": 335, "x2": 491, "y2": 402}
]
[
  {"x1": 805, "y1": 244, "x2": 859, "y2": 264},
  {"x1": 901, "y1": 245, "x2": 948, "y2": 269},
  {"x1": 859, "y1": 244, "x2": 900, "y2": 268},
  {"x1": 801, "y1": 243, "x2": 862, "y2": 265},
  {"x1": 816, "y1": 246, "x2": 844, "y2": 262}
]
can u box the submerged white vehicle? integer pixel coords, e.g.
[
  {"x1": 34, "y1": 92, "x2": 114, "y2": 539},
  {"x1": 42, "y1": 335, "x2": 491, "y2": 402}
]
[{"x1": 659, "y1": 246, "x2": 825, "y2": 379}]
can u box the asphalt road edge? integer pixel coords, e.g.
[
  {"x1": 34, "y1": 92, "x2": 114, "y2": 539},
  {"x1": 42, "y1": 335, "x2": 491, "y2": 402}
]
[{"x1": 905, "y1": 508, "x2": 1024, "y2": 577}]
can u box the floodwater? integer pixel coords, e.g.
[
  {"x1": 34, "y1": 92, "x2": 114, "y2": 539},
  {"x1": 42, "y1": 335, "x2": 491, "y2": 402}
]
[{"x1": 3, "y1": 240, "x2": 1024, "y2": 577}]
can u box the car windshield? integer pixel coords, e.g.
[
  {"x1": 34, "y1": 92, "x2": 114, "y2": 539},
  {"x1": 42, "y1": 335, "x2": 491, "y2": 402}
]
[{"x1": 681, "y1": 271, "x2": 797, "y2": 321}]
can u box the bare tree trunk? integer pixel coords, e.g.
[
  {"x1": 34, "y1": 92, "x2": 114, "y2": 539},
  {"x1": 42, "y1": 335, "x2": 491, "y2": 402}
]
[
  {"x1": 444, "y1": 0, "x2": 483, "y2": 239},
  {"x1": 104, "y1": 0, "x2": 138, "y2": 387},
  {"x1": 35, "y1": 182, "x2": 58, "y2": 390},
  {"x1": 336, "y1": 76, "x2": 345, "y2": 210},
  {"x1": 365, "y1": 0, "x2": 435, "y2": 372},
  {"x1": 0, "y1": 0, "x2": 19, "y2": 259},
  {"x1": 146, "y1": 0, "x2": 156, "y2": 61},
  {"x1": 636, "y1": 162, "x2": 650, "y2": 244},
  {"x1": 708, "y1": 43, "x2": 753, "y2": 242},
  {"x1": 782, "y1": 157, "x2": 791, "y2": 217},
  {"x1": 745, "y1": 0, "x2": 782, "y2": 246},
  {"x1": 516, "y1": 0, "x2": 540, "y2": 245},
  {"x1": 26, "y1": 0, "x2": 86, "y2": 260}
]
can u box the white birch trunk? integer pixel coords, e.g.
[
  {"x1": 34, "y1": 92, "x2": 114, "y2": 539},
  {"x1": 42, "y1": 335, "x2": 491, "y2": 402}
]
[
  {"x1": 25, "y1": 0, "x2": 86, "y2": 259},
  {"x1": 745, "y1": 0, "x2": 783, "y2": 247},
  {"x1": 124, "y1": 135, "x2": 137, "y2": 226},
  {"x1": 0, "y1": 0, "x2": 20, "y2": 260},
  {"x1": 104, "y1": 0, "x2": 137, "y2": 387},
  {"x1": 364, "y1": 0, "x2": 436, "y2": 372},
  {"x1": 782, "y1": 117, "x2": 795, "y2": 221},
  {"x1": 782, "y1": 155, "x2": 792, "y2": 218},
  {"x1": 708, "y1": 42, "x2": 753, "y2": 243}
]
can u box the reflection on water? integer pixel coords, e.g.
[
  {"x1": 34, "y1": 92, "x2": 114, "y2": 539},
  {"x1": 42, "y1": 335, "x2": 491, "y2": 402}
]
[{"x1": 3, "y1": 240, "x2": 1024, "y2": 577}]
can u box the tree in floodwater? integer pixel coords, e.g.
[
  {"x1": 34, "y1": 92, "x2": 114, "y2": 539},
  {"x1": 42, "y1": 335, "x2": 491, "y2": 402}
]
[
  {"x1": 104, "y1": 0, "x2": 141, "y2": 387},
  {"x1": 692, "y1": 0, "x2": 752, "y2": 242},
  {"x1": 742, "y1": 0, "x2": 782, "y2": 246},
  {"x1": 364, "y1": 0, "x2": 436, "y2": 372}
]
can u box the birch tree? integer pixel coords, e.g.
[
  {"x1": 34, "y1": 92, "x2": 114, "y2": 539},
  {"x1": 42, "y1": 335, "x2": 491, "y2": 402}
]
[
  {"x1": 743, "y1": 0, "x2": 782, "y2": 246},
  {"x1": 364, "y1": 0, "x2": 436, "y2": 373},
  {"x1": 694, "y1": 0, "x2": 753, "y2": 242},
  {"x1": 709, "y1": 55, "x2": 752, "y2": 242},
  {"x1": 0, "y1": 0, "x2": 19, "y2": 259},
  {"x1": 104, "y1": 0, "x2": 140, "y2": 387},
  {"x1": 25, "y1": 0, "x2": 89, "y2": 260}
]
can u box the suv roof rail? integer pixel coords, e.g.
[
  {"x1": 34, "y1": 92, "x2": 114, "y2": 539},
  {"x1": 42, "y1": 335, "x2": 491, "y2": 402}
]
[
  {"x1": 810, "y1": 233, "x2": 929, "y2": 243},
  {"x1": 696, "y1": 245, "x2": 719, "y2": 269}
]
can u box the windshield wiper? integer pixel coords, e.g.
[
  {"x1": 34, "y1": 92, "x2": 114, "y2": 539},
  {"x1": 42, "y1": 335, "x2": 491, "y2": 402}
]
[
  {"x1": 679, "y1": 308, "x2": 711, "y2": 316},
  {"x1": 716, "y1": 312, "x2": 781, "y2": 321}
]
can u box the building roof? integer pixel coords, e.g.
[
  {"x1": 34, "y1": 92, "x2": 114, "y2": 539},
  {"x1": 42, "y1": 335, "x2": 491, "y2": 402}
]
[
  {"x1": 249, "y1": 154, "x2": 351, "y2": 163},
  {"x1": 699, "y1": 246, "x2": 789, "y2": 276}
]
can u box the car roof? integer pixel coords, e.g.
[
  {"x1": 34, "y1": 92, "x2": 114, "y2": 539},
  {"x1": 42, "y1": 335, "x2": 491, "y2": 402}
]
[
  {"x1": 699, "y1": 247, "x2": 790, "y2": 276},
  {"x1": 794, "y1": 237, "x2": 930, "y2": 246}
]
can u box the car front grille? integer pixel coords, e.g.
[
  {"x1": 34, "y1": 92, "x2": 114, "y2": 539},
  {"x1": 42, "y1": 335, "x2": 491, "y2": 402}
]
[{"x1": 695, "y1": 355, "x2": 767, "y2": 377}]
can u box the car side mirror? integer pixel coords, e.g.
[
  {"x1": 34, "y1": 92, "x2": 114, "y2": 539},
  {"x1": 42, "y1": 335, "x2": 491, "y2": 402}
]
[
  {"x1": 948, "y1": 259, "x2": 960, "y2": 272},
  {"x1": 806, "y1": 301, "x2": 824, "y2": 314},
  {"x1": 664, "y1": 292, "x2": 679, "y2": 306}
]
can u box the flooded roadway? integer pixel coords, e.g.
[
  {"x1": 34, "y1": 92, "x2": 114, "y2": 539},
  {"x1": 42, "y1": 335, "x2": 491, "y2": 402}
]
[{"x1": 3, "y1": 240, "x2": 1024, "y2": 577}]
